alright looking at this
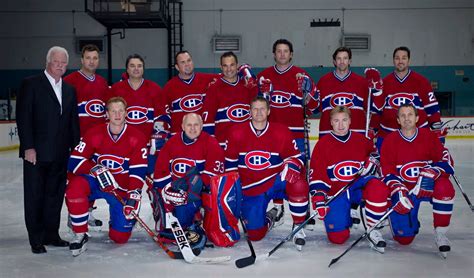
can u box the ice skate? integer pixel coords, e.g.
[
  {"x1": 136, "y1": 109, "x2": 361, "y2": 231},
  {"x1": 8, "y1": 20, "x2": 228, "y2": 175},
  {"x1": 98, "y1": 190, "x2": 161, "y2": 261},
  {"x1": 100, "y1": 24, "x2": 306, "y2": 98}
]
[
  {"x1": 367, "y1": 229, "x2": 386, "y2": 254},
  {"x1": 292, "y1": 224, "x2": 306, "y2": 251},
  {"x1": 434, "y1": 227, "x2": 450, "y2": 259},
  {"x1": 70, "y1": 233, "x2": 88, "y2": 257}
]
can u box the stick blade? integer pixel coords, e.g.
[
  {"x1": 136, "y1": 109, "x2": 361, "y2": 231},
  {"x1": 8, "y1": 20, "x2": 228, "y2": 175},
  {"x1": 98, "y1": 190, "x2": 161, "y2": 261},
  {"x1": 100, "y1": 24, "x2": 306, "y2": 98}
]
[
  {"x1": 328, "y1": 257, "x2": 339, "y2": 268},
  {"x1": 235, "y1": 256, "x2": 256, "y2": 268}
]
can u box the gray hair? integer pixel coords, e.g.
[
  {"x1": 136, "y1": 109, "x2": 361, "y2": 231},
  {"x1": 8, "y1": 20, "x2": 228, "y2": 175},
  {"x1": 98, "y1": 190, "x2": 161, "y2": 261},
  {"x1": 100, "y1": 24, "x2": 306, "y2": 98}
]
[{"x1": 46, "y1": 46, "x2": 69, "y2": 65}]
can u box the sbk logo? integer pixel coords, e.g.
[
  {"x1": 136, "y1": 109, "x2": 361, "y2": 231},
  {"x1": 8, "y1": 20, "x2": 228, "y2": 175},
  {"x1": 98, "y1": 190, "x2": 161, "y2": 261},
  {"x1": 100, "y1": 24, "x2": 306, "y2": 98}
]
[{"x1": 244, "y1": 151, "x2": 271, "y2": 171}]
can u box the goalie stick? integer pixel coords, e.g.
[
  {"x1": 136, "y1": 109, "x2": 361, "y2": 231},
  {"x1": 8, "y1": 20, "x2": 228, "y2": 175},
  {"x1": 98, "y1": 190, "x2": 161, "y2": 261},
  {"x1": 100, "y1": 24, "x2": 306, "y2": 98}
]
[
  {"x1": 167, "y1": 212, "x2": 231, "y2": 264},
  {"x1": 235, "y1": 172, "x2": 361, "y2": 268}
]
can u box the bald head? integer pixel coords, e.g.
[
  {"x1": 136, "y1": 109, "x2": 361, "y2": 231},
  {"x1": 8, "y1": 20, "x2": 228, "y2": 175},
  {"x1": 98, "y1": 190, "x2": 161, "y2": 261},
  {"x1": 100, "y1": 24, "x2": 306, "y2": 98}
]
[{"x1": 182, "y1": 113, "x2": 203, "y2": 139}]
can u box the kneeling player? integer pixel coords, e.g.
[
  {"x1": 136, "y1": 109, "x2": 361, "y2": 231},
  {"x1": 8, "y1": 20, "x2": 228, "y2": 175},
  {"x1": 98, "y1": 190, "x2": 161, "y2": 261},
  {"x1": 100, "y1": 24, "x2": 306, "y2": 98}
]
[
  {"x1": 66, "y1": 97, "x2": 148, "y2": 256},
  {"x1": 381, "y1": 103, "x2": 455, "y2": 257},
  {"x1": 225, "y1": 96, "x2": 309, "y2": 251},
  {"x1": 151, "y1": 113, "x2": 225, "y2": 250},
  {"x1": 309, "y1": 106, "x2": 390, "y2": 253}
]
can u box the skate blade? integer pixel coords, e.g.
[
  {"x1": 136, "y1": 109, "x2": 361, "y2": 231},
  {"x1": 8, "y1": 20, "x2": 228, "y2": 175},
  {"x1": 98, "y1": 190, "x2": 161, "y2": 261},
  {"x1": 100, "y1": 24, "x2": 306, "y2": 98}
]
[
  {"x1": 438, "y1": 251, "x2": 448, "y2": 259},
  {"x1": 71, "y1": 243, "x2": 88, "y2": 257}
]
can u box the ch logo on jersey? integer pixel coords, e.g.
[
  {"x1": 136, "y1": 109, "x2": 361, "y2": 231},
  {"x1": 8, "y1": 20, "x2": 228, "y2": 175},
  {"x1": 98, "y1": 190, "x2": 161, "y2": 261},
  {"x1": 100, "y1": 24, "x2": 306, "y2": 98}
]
[
  {"x1": 85, "y1": 99, "x2": 105, "y2": 118},
  {"x1": 399, "y1": 161, "x2": 428, "y2": 183},
  {"x1": 227, "y1": 104, "x2": 250, "y2": 122},
  {"x1": 179, "y1": 94, "x2": 203, "y2": 112},
  {"x1": 98, "y1": 155, "x2": 125, "y2": 174},
  {"x1": 270, "y1": 91, "x2": 292, "y2": 108},
  {"x1": 388, "y1": 93, "x2": 415, "y2": 108},
  {"x1": 330, "y1": 93, "x2": 354, "y2": 108},
  {"x1": 332, "y1": 161, "x2": 361, "y2": 182},
  {"x1": 126, "y1": 106, "x2": 148, "y2": 125},
  {"x1": 245, "y1": 151, "x2": 272, "y2": 171},
  {"x1": 171, "y1": 158, "x2": 196, "y2": 178}
]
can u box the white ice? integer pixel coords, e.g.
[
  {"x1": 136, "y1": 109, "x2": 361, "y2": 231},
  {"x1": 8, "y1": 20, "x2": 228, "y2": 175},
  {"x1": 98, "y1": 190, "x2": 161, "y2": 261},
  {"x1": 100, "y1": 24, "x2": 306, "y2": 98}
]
[{"x1": 1, "y1": 140, "x2": 473, "y2": 278}]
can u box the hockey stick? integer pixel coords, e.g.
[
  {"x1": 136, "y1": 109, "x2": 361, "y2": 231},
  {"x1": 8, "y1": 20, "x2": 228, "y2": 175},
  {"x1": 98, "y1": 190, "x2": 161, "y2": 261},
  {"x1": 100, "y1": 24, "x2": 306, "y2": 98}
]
[
  {"x1": 235, "y1": 173, "x2": 361, "y2": 269},
  {"x1": 329, "y1": 186, "x2": 416, "y2": 267},
  {"x1": 328, "y1": 206, "x2": 394, "y2": 268},
  {"x1": 235, "y1": 218, "x2": 257, "y2": 268},
  {"x1": 365, "y1": 82, "x2": 372, "y2": 138},
  {"x1": 167, "y1": 212, "x2": 231, "y2": 264},
  {"x1": 451, "y1": 174, "x2": 474, "y2": 211},
  {"x1": 110, "y1": 191, "x2": 184, "y2": 260}
]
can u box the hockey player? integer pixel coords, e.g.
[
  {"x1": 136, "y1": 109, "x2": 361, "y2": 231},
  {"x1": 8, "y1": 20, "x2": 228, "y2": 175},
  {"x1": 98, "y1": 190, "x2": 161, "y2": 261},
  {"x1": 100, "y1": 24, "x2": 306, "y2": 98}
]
[
  {"x1": 64, "y1": 44, "x2": 110, "y2": 228},
  {"x1": 151, "y1": 113, "x2": 225, "y2": 249},
  {"x1": 110, "y1": 54, "x2": 167, "y2": 175},
  {"x1": 374, "y1": 46, "x2": 445, "y2": 149},
  {"x1": 309, "y1": 106, "x2": 390, "y2": 252},
  {"x1": 380, "y1": 103, "x2": 455, "y2": 257},
  {"x1": 65, "y1": 97, "x2": 148, "y2": 256},
  {"x1": 160, "y1": 51, "x2": 219, "y2": 135},
  {"x1": 257, "y1": 39, "x2": 319, "y2": 224},
  {"x1": 225, "y1": 96, "x2": 309, "y2": 251},
  {"x1": 201, "y1": 51, "x2": 258, "y2": 148},
  {"x1": 316, "y1": 47, "x2": 378, "y2": 137}
]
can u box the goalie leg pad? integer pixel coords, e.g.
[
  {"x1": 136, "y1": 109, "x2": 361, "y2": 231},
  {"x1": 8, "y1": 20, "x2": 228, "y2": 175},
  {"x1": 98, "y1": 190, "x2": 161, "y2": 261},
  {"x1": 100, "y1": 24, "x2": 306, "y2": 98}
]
[
  {"x1": 203, "y1": 173, "x2": 242, "y2": 247},
  {"x1": 66, "y1": 176, "x2": 93, "y2": 233},
  {"x1": 432, "y1": 177, "x2": 455, "y2": 227}
]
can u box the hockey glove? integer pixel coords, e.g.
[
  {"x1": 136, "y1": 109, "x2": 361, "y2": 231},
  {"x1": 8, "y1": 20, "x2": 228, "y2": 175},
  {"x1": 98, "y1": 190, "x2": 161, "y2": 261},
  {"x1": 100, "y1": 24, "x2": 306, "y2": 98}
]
[
  {"x1": 361, "y1": 152, "x2": 380, "y2": 177},
  {"x1": 392, "y1": 186, "x2": 414, "y2": 215},
  {"x1": 150, "y1": 132, "x2": 168, "y2": 156},
  {"x1": 364, "y1": 67, "x2": 383, "y2": 97},
  {"x1": 431, "y1": 122, "x2": 448, "y2": 145},
  {"x1": 90, "y1": 164, "x2": 117, "y2": 193},
  {"x1": 281, "y1": 158, "x2": 302, "y2": 184},
  {"x1": 413, "y1": 166, "x2": 441, "y2": 198},
  {"x1": 258, "y1": 76, "x2": 273, "y2": 101},
  {"x1": 296, "y1": 73, "x2": 312, "y2": 94},
  {"x1": 123, "y1": 190, "x2": 141, "y2": 220},
  {"x1": 162, "y1": 182, "x2": 188, "y2": 208},
  {"x1": 311, "y1": 190, "x2": 329, "y2": 220},
  {"x1": 238, "y1": 64, "x2": 257, "y2": 89}
]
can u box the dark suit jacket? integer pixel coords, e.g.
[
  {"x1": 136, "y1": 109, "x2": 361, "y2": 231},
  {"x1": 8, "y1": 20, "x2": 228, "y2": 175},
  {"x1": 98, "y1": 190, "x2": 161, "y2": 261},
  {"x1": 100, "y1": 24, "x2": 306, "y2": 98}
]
[{"x1": 17, "y1": 72, "x2": 80, "y2": 162}]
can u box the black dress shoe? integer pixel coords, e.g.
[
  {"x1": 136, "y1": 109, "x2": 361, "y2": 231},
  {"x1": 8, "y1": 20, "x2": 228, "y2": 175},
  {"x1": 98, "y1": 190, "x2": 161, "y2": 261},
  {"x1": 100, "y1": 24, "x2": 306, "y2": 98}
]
[
  {"x1": 43, "y1": 238, "x2": 69, "y2": 247},
  {"x1": 31, "y1": 244, "x2": 47, "y2": 254}
]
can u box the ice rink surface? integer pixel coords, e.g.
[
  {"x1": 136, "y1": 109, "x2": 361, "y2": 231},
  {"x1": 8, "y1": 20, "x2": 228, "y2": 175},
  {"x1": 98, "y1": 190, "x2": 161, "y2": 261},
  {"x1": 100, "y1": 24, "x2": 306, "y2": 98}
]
[{"x1": 1, "y1": 140, "x2": 473, "y2": 278}]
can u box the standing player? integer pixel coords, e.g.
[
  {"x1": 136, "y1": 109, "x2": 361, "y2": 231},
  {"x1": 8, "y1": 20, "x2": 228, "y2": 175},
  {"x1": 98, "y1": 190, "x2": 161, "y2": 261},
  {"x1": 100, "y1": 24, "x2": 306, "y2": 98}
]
[
  {"x1": 309, "y1": 106, "x2": 389, "y2": 253},
  {"x1": 66, "y1": 97, "x2": 148, "y2": 256},
  {"x1": 160, "y1": 51, "x2": 219, "y2": 135},
  {"x1": 374, "y1": 46, "x2": 444, "y2": 149},
  {"x1": 110, "y1": 54, "x2": 166, "y2": 175},
  {"x1": 225, "y1": 96, "x2": 309, "y2": 250},
  {"x1": 316, "y1": 47, "x2": 377, "y2": 137},
  {"x1": 201, "y1": 51, "x2": 258, "y2": 147},
  {"x1": 151, "y1": 113, "x2": 224, "y2": 249},
  {"x1": 380, "y1": 103, "x2": 455, "y2": 257},
  {"x1": 257, "y1": 39, "x2": 319, "y2": 223},
  {"x1": 64, "y1": 44, "x2": 110, "y2": 228}
]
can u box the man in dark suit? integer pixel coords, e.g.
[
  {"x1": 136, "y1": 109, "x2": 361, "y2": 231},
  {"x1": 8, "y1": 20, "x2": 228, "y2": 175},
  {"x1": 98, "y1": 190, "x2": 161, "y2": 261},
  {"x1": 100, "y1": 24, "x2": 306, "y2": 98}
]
[{"x1": 16, "y1": 46, "x2": 80, "y2": 254}]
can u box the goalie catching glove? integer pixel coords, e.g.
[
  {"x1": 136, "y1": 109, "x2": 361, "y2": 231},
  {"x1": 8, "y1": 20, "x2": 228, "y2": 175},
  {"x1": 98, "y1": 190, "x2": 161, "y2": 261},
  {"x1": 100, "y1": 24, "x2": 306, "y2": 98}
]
[
  {"x1": 90, "y1": 164, "x2": 117, "y2": 193},
  {"x1": 123, "y1": 190, "x2": 141, "y2": 220}
]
